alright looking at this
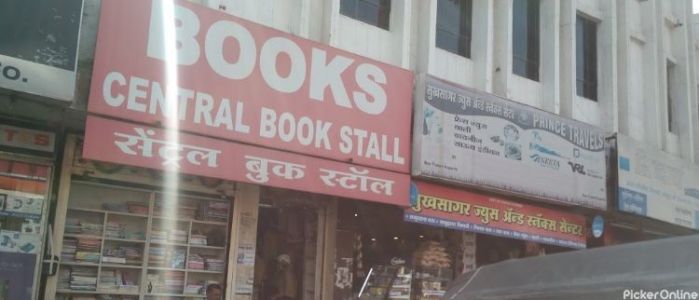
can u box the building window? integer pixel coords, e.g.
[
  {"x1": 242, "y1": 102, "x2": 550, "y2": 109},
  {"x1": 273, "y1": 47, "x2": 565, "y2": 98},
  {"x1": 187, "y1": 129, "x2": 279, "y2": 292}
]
[
  {"x1": 576, "y1": 14, "x2": 597, "y2": 101},
  {"x1": 436, "y1": 0, "x2": 473, "y2": 58},
  {"x1": 512, "y1": 0, "x2": 540, "y2": 81},
  {"x1": 340, "y1": 0, "x2": 391, "y2": 30},
  {"x1": 667, "y1": 61, "x2": 677, "y2": 134}
]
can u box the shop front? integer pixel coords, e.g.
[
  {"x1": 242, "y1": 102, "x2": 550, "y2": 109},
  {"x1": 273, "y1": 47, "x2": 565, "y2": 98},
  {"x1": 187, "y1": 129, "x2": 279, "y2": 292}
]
[
  {"x1": 0, "y1": 123, "x2": 56, "y2": 300},
  {"x1": 381, "y1": 74, "x2": 610, "y2": 299},
  {"x1": 0, "y1": 0, "x2": 84, "y2": 298},
  {"x1": 331, "y1": 181, "x2": 587, "y2": 300},
  {"x1": 44, "y1": 0, "x2": 414, "y2": 299}
]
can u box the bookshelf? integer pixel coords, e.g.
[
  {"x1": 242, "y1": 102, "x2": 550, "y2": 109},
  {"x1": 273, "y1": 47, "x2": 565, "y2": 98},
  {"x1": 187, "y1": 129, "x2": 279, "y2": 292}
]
[{"x1": 55, "y1": 180, "x2": 231, "y2": 300}]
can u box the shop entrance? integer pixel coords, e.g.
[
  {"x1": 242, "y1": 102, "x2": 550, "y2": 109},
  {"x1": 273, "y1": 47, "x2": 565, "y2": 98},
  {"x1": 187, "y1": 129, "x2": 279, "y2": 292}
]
[{"x1": 254, "y1": 189, "x2": 324, "y2": 300}]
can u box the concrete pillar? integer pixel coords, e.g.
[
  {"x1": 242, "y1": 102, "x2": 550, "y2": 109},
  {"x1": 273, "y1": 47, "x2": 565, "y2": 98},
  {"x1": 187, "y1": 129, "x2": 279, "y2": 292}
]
[
  {"x1": 320, "y1": 198, "x2": 338, "y2": 299},
  {"x1": 540, "y1": 0, "x2": 561, "y2": 114},
  {"x1": 559, "y1": 0, "x2": 576, "y2": 119},
  {"x1": 491, "y1": 0, "x2": 512, "y2": 99},
  {"x1": 226, "y1": 183, "x2": 260, "y2": 300},
  {"x1": 472, "y1": 0, "x2": 495, "y2": 93}
]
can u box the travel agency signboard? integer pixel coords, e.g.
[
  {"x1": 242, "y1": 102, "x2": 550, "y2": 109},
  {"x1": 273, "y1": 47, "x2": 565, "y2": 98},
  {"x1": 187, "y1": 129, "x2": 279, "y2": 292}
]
[
  {"x1": 82, "y1": 0, "x2": 413, "y2": 205},
  {"x1": 413, "y1": 75, "x2": 607, "y2": 210},
  {"x1": 617, "y1": 134, "x2": 699, "y2": 229}
]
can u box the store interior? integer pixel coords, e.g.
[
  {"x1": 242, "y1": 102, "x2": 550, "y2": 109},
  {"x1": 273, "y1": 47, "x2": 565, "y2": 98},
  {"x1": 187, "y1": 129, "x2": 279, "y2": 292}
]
[
  {"x1": 253, "y1": 189, "x2": 320, "y2": 300},
  {"x1": 334, "y1": 200, "x2": 569, "y2": 300}
]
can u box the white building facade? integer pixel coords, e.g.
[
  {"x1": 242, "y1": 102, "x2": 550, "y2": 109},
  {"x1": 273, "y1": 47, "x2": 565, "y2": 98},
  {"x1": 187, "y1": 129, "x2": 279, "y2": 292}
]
[
  {"x1": 15, "y1": 1, "x2": 698, "y2": 299},
  {"x1": 190, "y1": 0, "x2": 699, "y2": 162}
]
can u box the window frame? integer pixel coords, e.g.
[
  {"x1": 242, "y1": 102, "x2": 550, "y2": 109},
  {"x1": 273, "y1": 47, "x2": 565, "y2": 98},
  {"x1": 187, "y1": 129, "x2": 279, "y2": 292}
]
[
  {"x1": 339, "y1": 0, "x2": 392, "y2": 30},
  {"x1": 512, "y1": 0, "x2": 540, "y2": 81},
  {"x1": 667, "y1": 60, "x2": 677, "y2": 134},
  {"x1": 435, "y1": 0, "x2": 473, "y2": 58},
  {"x1": 575, "y1": 14, "x2": 598, "y2": 101}
]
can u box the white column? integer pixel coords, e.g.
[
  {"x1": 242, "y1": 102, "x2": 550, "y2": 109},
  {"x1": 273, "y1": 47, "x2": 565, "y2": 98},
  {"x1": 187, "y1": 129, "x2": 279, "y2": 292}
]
[
  {"x1": 226, "y1": 183, "x2": 260, "y2": 300},
  {"x1": 540, "y1": 0, "x2": 561, "y2": 114}
]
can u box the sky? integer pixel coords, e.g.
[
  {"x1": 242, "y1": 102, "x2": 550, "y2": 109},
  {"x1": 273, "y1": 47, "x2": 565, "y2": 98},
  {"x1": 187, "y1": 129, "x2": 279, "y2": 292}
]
[{"x1": 695, "y1": 0, "x2": 699, "y2": 13}]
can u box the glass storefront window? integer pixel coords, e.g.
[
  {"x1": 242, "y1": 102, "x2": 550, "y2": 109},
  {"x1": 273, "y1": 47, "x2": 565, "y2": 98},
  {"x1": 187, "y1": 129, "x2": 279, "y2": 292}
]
[
  {"x1": 334, "y1": 200, "x2": 569, "y2": 300},
  {"x1": 335, "y1": 201, "x2": 470, "y2": 300}
]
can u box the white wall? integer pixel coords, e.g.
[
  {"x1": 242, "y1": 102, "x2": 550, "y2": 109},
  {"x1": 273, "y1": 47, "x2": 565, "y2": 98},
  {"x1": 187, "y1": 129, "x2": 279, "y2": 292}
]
[{"x1": 166, "y1": 0, "x2": 699, "y2": 162}]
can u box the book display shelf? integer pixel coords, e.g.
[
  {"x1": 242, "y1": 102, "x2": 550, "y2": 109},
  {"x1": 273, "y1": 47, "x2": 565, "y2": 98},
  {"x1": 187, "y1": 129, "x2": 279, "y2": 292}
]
[{"x1": 56, "y1": 180, "x2": 231, "y2": 300}]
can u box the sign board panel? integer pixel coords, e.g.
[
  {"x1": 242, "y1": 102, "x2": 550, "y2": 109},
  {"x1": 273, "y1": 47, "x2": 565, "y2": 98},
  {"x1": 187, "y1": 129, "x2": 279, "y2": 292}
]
[
  {"x1": 0, "y1": 125, "x2": 55, "y2": 153},
  {"x1": 617, "y1": 134, "x2": 699, "y2": 229},
  {"x1": 83, "y1": 116, "x2": 409, "y2": 206},
  {"x1": 413, "y1": 75, "x2": 607, "y2": 209},
  {"x1": 88, "y1": 0, "x2": 413, "y2": 173},
  {"x1": 0, "y1": 0, "x2": 83, "y2": 101},
  {"x1": 405, "y1": 181, "x2": 587, "y2": 249}
]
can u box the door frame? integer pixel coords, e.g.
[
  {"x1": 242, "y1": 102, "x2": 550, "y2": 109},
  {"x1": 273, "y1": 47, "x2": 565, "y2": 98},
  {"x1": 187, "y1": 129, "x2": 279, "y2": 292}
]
[{"x1": 257, "y1": 188, "x2": 338, "y2": 300}]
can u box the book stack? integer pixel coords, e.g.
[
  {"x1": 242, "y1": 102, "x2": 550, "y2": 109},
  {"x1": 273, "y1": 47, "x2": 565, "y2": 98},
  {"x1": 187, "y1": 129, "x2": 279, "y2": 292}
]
[
  {"x1": 61, "y1": 238, "x2": 77, "y2": 261},
  {"x1": 205, "y1": 258, "x2": 225, "y2": 272},
  {"x1": 105, "y1": 222, "x2": 146, "y2": 241},
  {"x1": 73, "y1": 238, "x2": 100, "y2": 263},
  {"x1": 99, "y1": 270, "x2": 120, "y2": 291},
  {"x1": 148, "y1": 246, "x2": 166, "y2": 266},
  {"x1": 58, "y1": 269, "x2": 71, "y2": 290},
  {"x1": 148, "y1": 246, "x2": 186, "y2": 269},
  {"x1": 99, "y1": 270, "x2": 140, "y2": 293},
  {"x1": 64, "y1": 218, "x2": 103, "y2": 236},
  {"x1": 69, "y1": 267, "x2": 97, "y2": 291},
  {"x1": 127, "y1": 202, "x2": 148, "y2": 215},
  {"x1": 184, "y1": 283, "x2": 204, "y2": 295},
  {"x1": 65, "y1": 218, "x2": 81, "y2": 234},
  {"x1": 149, "y1": 271, "x2": 184, "y2": 294},
  {"x1": 75, "y1": 251, "x2": 100, "y2": 263},
  {"x1": 162, "y1": 271, "x2": 184, "y2": 294},
  {"x1": 150, "y1": 229, "x2": 167, "y2": 243},
  {"x1": 101, "y1": 256, "x2": 126, "y2": 265},
  {"x1": 75, "y1": 238, "x2": 101, "y2": 263},
  {"x1": 190, "y1": 233, "x2": 207, "y2": 246},
  {"x1": 103, "y1": 203, "x2": 128, "y2": 213},
  {"x1": 154, "y1": 201, "x2": 198, "y2": 220},
  {"x1": 120, "y1": 275, "x2": 141, "y2": 293},
  {"x1": 80, "y1": 223, "x2": 103, "y2": 236},
  {"x1": 187, "y1": 254, "x2": 204, "y2": 270},
  {"x1": 102, "y1": 245, "x2": 142, "y2": 265},
  {"x1": 105, "y1": 222, "x2": 124, "y2": 239},
  {"x1": 123, "y1": 246, "x2": 142, "y2": 265},
  {"x1": 124, "y1": 230, "x2": 145, "y2": 241},
  {"x1": 199, "y1": 201, "x2": 230, "y2": 222},
  {"x1": 168, "y1": 229, "x2": 188, "y2": 244},
  {"x1": 170, "y1": 249, "x2": 186, "y2": 269}
]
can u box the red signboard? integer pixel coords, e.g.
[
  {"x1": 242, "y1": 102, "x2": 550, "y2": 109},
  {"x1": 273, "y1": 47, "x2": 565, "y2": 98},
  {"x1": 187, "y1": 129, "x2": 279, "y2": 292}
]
[
  {"x1": 0, "y1": 125, "x2": 55, "y2": 153},
  {"x1": 405, "y1": 181, "x2": 587, "y2": 248},
  {"x1": 83, "y1": 116, "x2": 409, "y2": 206},
  {"x1": 87, "y1": 0, "x2": 413, "y2": 173}
]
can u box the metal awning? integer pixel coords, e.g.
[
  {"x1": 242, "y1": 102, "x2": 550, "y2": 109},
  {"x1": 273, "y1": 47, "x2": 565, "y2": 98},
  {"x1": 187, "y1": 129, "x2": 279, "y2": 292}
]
[{"x1": 444, "y1": 235, "x2": 699, "y2": 300}]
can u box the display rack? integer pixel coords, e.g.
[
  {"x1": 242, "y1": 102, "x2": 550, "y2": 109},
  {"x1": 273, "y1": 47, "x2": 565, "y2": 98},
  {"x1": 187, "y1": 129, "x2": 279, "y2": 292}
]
[
  {"x1": 56, "y1": 180, "x2": 231, "y2": 300},
  {"x1": 359, "y1": 264, "x2": 413, "y2": 300},
  {"x1": 411, "y1": 266, "x2": 452, "y2": 300},
  {"x1": 411, "y1": 240, "x2": 454, "y2": 300}
]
